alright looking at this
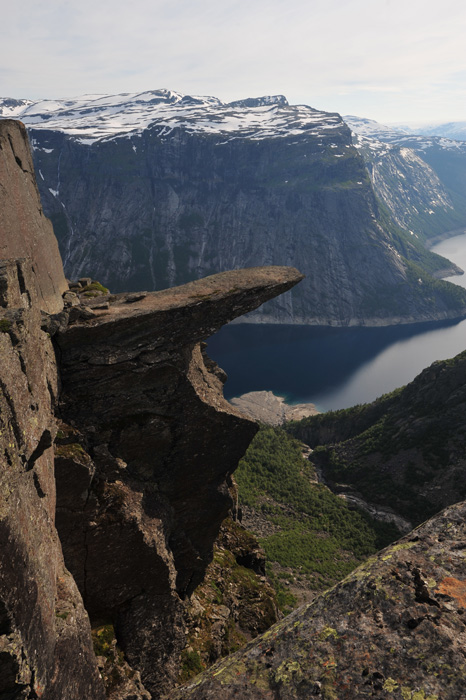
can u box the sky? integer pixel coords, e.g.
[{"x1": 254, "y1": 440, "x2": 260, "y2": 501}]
[{"x1": 2, "y1": 0, "x2": 466, "y2": 123}]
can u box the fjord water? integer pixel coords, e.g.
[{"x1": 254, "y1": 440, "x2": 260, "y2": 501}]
[{"x1": 208, "y1": 233, "x2": 466, "y2": 412}]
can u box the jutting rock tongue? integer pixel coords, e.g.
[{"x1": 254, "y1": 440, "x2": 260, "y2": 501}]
[
  {"x1": 0, "y1": 119, "x2": 67, "y2": 314},
  {"x1": 55, "y1": 265, "x2": 303, "y2": 697}
]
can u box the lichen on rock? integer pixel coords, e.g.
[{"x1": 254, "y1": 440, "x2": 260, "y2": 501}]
[{"x1": 169, "y1": 501, "x2": 466, "y2": 700}]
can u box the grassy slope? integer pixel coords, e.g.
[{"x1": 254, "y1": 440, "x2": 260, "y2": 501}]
[{"x1": 235, "y1": 427, "x2": 400, "y2": 611}]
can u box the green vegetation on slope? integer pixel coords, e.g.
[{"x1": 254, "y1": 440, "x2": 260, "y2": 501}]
[
  {"x1": 180, "y1": 518, "x2": 279, "y2": 682},
  {"x1": 287, "y1": 350, "x2": 466, "y2": 525},
  {"x1": 235, "y1": 427, "x2": 400, "y2": 607}
]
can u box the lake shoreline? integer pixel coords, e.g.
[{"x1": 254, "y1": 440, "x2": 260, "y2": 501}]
[
  {"x1": 425, "y1": 227, "x2": 466, "y2": 248},
  {"x1": 208, "y1": 229, "x2": 466, "y2": 412}
]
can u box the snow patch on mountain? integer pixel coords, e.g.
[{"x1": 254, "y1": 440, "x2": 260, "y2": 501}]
[{"x1": 0, "y1": 90, "x2": 344, "y2": 145}]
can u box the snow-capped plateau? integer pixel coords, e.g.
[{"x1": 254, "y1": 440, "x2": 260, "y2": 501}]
[
  {"x1": 0, "y1": 89, "x2": 343, "y2": 144},
  {"x1": 343, "y1": 115, "x2": 408, "y2": 141}
]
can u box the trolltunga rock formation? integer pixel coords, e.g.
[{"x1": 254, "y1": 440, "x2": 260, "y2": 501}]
[{"x1": 54, "y1": 266, "x2": 303, "y2": 697}]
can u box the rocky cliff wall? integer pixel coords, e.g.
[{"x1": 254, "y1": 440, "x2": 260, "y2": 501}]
[
  {"x1": 352, "y1": 133, "x2": 466, "y2": 245},
  {"x1": 0, "y1": 120, "x2": 67, "y2": 314},
  {"x1": 0, "y1": 259, "x2": 106, "y2": 699},
  {"x1": 0, "y1": 119, "x2": 105, "y2": 699}
]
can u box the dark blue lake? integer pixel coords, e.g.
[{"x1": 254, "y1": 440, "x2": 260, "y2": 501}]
[
  {"x1": 207, "y1": 233, "x2": 466, "y2": 412},
  {"x1": 207, "y1": 319, "x2": 466, "y2": 411}
]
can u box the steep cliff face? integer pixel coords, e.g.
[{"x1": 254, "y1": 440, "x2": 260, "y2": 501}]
[
  {"x1": 3, "y1": 91, "x2": 465, "y2": 325},
  {"x1": 346, "y1": 116, "x2": 466, "y2": 245},
  {"x1": 0, "y1": 122, "x2": 105, "y2": 698},
  {"x1": 0, "y1": 120, "x2": 68, "y2": 313},
  {"x1": 171, "y1": 500, "x2": 466, "y2": 700},
  {"x1": 0, "y1": 118, "x2": 304, "y2": 698}
]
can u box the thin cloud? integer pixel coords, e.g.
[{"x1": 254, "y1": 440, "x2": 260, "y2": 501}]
[{"x1": 2, "y1": 0, "x2": 466, "y2": 121}]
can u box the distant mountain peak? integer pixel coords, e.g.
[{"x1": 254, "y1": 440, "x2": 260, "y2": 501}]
[
  {"x1": 345, "y1": 114, "x2": 466, "y2": 154},
  {"x1": 227, "y1": 95, "x2": 289, "y2": 108}
]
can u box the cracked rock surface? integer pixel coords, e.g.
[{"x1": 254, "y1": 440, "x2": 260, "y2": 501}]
[{"x1": 0, "y1": 259, "x2": 105, "y2": 699}]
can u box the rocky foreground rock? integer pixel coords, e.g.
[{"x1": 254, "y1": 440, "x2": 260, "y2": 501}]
[{"x1": 171, "y1": 500, "x2": 466, "y2": 700}]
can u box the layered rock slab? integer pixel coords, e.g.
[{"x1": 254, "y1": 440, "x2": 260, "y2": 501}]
[
  {"x1": 171, "y1": 500, "x2": 466, "y2": 700},
  {"x1": 54, "y1": 266, "x2": 303, "y2": 696}
]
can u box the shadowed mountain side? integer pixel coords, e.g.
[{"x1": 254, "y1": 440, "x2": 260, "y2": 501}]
[
  {"x1": 288, "y1": 348, "x2": 466, "y2": 525},
  {"x1": 19, "y1": 91, "x2": 466, "y2": 326}
]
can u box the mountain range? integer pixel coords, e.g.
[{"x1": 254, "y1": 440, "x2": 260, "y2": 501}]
[
  {"x1": 2, "y1": 90, "x2": 466, "y2": 326},
  {"x1": 390, "y1": 119, "x2": 466, "y2": 142}
]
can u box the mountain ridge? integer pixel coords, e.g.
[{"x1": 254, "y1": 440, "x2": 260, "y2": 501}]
[{"x1": 0, "y1": 90, "x2": 341, "y2": 144}]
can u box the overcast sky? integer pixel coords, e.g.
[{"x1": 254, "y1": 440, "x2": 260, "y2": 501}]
[{"x1": 2, "y1": 0, "x2": 465, "y2": 123}]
